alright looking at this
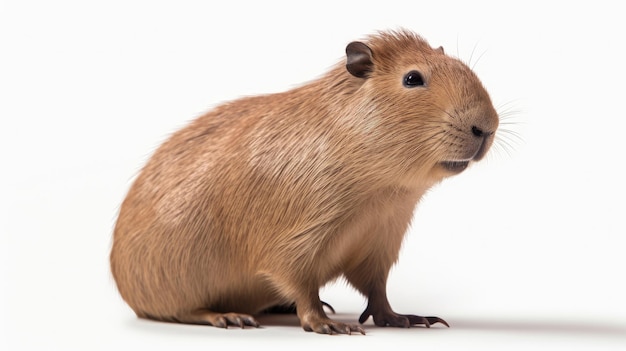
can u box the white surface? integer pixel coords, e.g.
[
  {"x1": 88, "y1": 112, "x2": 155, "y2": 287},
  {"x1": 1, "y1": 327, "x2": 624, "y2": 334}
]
[{"x1": 2, "y1": 1, "x2": 625, "y2": 350}]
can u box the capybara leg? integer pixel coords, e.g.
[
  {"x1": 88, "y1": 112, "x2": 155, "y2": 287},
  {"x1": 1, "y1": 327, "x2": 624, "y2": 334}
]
[{"x1": 295, "y1": 291, "x2": 365, "y2": 335}]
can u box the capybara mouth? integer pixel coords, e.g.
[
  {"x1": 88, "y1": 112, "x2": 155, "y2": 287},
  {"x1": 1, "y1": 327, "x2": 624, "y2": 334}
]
[{"x1": 440, "y1": 160, "x2": 470, "y2": 173}]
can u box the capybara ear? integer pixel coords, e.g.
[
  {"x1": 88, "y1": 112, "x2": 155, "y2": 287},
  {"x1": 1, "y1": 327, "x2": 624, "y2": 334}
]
[{"x1": 346, "y1": 41, "x2": 373, "y2": 78}]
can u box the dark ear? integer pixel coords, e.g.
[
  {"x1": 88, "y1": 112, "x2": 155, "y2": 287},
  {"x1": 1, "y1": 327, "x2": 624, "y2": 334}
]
[
  {"x1": 346, "y1": 41, "x2": 373, "y2": 78},
  {"x1": 435, "y1": 46, "x2": 445, "y2": 54}
]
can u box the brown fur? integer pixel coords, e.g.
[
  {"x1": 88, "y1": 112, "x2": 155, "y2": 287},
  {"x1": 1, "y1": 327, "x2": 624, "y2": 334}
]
[{"x1": 110, "y1": 29, "x2": 499, "y2": 334}]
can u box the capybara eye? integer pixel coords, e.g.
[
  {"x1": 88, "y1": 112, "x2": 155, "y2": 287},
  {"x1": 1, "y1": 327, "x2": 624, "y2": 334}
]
[{"x1": 403, "y1": 70, "x2": 424, "y2": 87}]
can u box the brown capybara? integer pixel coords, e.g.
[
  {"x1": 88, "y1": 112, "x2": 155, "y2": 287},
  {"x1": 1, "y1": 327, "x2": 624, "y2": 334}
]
[{"x1": 110, "y1": 29, "x2": 499, "y2": 334}]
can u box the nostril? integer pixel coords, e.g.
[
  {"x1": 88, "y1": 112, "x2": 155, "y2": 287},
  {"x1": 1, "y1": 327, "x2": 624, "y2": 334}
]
[{"x1": 471, "y1": 126, "x2": 484, "y2": 138}]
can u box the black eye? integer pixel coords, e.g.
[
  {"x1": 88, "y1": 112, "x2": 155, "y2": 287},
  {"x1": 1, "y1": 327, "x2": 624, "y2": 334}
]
[{"x1": 403, "y1": 70, "x2": 425, "y2": 87}]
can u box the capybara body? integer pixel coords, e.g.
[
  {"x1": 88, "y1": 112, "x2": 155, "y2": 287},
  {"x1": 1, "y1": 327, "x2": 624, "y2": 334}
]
[{"x1": 110, "y1": 29, "x2": 499, "y2": 334}]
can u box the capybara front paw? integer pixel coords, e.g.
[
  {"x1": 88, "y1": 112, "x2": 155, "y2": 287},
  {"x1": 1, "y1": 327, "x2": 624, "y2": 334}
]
[
  {"x1": 359, "y1": 308, "x2": 449, "y2": 328},
  {"x1": 302, "y1": 318, "x2": 365, "y2": 335}
]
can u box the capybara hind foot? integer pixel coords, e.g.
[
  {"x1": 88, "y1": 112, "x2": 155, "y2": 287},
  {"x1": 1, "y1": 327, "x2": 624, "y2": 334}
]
[{"x1": 175, "y1": 309, "x2": 260, "y2": 329}]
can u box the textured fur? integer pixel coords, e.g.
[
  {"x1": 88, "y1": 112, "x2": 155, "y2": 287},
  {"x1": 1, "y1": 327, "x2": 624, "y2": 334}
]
[{"x1": 110, "y1": 29, "x2": 499, "y2": 333}]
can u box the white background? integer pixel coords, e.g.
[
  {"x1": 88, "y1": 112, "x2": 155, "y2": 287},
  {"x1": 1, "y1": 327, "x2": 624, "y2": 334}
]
[{"x1": 2, "y1": 1, "x2": 625, "y2": 350}]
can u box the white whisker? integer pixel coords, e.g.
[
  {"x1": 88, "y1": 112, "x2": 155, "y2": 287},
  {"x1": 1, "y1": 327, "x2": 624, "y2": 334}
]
[{"x1": 471, "y1": 49, "x2": 488, "y2": 71}]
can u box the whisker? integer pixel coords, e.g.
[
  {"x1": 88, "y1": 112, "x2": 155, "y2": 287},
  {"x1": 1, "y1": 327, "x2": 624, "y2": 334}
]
[
  {"x1": 467, "y1": 41, "x2": 480, "y2": 68},
  {"x1": 497, "y1": 128, "x2": 524, "y2": 141},
  {"x1": 493, "y1": 124, "x2": 524, "y2": 158},
  {"x1": 495, "y1": 100, "x2": 519, "y2": 111},
  {"x1": 494, "y1": 144, "x2": 515, "y2": 160},
  {"x1": 471, "y1": 49, "x2": 488, "y2": 71},
  {"x1": 499, "y1": 109, "x2": 523, "y2": 120},
  {"x1": 496, "y1": 100, "x2": 524, "y2": 132},
  {"x1": 496, "y1": 133, "x2": 519, "y2": 151},
  {"x1": 496, "y1": 100, "x2": 524, "y2": 118}
]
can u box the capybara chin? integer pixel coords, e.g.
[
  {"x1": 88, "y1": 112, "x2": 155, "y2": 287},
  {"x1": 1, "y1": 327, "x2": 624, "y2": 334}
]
[{"x1": 110, "y1": 29, "x2": 499, "y2": 335}]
